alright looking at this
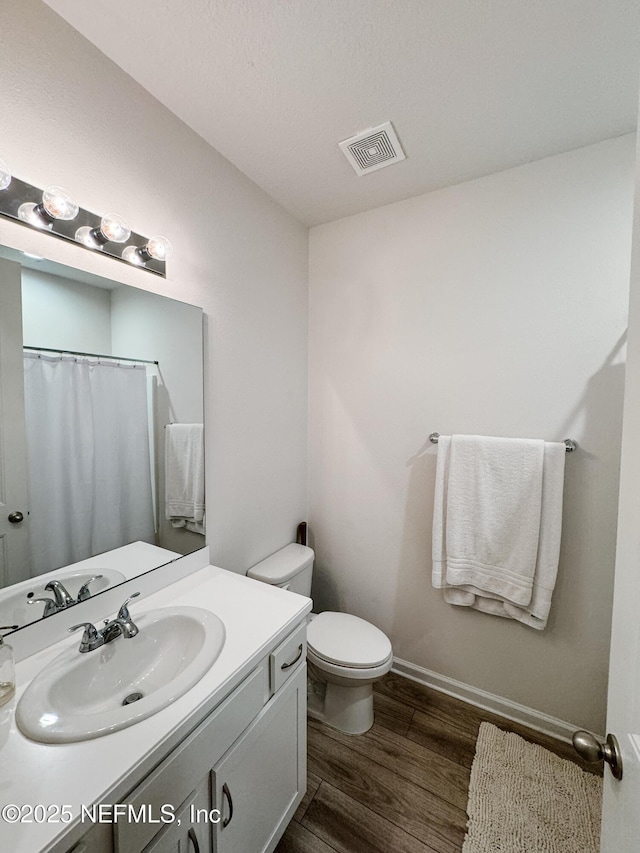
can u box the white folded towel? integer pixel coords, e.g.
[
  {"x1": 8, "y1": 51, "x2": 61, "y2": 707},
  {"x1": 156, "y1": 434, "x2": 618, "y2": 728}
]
[
  {"x1": 165, "y1": 423, "x2": 205, "y2": 535},
  {"x1": 502, "y1": 441, "x2": 565, "y2": 629},
  {"x1": 437, "y1": 434, "x2": 545, "y2": 605},
  {"x1": 432, "y1": 434, "x2": 566, "y2": 630}
]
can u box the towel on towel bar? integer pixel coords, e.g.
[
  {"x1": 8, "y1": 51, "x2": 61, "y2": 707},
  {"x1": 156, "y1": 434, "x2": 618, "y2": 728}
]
[
  {"x1": 432, "y1": 434, "x2": 565, "y2": 630},
  {"x1": 165, "y1": 423, "x2": 205, "y2": 535}
]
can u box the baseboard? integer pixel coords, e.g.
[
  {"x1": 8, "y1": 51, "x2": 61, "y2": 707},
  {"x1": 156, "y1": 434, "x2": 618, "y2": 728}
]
[{"x1": 391, "y1": 657, "x2": 579, "y2": 744}]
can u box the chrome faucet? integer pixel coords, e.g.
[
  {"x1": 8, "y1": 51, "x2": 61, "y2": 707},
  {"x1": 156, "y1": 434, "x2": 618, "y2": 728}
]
[
  {"x1": 69, "y1": 593, "x2": 141, "y2": 653},
  {"x1": 45, "y1": 580, "x2": 75, "y2": 608},
  {"x1": 26, "y1": 574, "x2": 105, "y2": 618}
]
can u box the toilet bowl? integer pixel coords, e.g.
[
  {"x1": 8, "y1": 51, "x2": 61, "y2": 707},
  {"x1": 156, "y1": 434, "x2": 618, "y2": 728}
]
[
  {"x1": 306, "y1": 611, "x2": 393, "y2": 734},
  {"x1": 247, "y1": 543, "x2": 393, "y2": 735}
]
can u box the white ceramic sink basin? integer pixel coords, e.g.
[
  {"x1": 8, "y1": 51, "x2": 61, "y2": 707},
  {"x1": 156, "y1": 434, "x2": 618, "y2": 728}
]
[
  {"x1": 16, "y1": 606, "x2": 225, "y2": 743},
  {"x1": 0, "y1": 568, "x2": 126, "y2": 629}
]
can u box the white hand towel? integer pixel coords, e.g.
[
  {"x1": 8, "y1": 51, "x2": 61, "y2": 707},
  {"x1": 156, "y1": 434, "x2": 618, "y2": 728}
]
[
  {"x1": 444, "y1": 434, "x2": 545, "y2": 607},
  {"x1": 165, "y1": 424, "x2": 205, "y2": 533}
]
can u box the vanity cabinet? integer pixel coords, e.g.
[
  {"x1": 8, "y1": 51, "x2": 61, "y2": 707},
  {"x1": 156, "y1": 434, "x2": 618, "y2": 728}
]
[{"x1": 68, "y1": 620, "x2": 307, "y2": 853}]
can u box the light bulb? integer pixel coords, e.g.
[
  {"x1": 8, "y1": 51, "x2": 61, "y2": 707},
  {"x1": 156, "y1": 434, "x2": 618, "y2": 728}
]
[
  {"x1": 122, "y1": 245, "x2": 145, "y2": 266},
  {"x1": 0, "y1": 159, "x2": 11, "y2": 191},
  {"x1": 75, "y1": 214, "x2": 130, "y2": 249},
  {"x1": 144, "y1": 235, "x2": 172, "y2": 261},
  {"x1": 75, "y1": 225, "x2": 100, "y2": 248},
  {"x1": 18, "y1": 202, "x2": 52, "y2": 229},
  {"x1": 99, "y1": 214, "x2": 130, "y2": 243},
  {"x1": 41, "y1": 186, "x2": 79, "y2": 221},
  {"x1": 123, "y1": 235, "x2": 172, "y2": 266}
]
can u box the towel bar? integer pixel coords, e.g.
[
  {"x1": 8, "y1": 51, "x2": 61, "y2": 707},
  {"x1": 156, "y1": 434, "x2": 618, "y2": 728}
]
[{"x1": 428, "y1": 432, "x2": 577, "y2": 452}]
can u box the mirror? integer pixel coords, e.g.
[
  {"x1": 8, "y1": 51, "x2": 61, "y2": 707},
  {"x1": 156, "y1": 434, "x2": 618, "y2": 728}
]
[{"x1": 0, "y1": 247, "x2": 205, "y2": 632}]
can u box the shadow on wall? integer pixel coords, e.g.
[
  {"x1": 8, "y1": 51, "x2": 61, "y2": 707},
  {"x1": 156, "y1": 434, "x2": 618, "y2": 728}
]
[
  {"x1": 306, "y1": 526, "x2": 341, "y2": 612},
  {"x1": 391, "y1": 332, "x2": 626, "y2": 714}
]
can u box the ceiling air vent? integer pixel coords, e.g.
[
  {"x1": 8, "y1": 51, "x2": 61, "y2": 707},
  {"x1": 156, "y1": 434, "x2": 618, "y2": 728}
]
[{"x1": 338, "y1": 121, "x2": 406, "y2": 176}]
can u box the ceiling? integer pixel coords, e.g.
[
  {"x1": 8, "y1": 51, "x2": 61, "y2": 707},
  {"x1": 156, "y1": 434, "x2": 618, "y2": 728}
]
[{"x1": 44, "y1": 0, "x2": 640, "y2": 227}]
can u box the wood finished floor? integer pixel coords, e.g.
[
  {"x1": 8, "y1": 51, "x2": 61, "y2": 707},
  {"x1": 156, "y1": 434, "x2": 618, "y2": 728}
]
[{"x1": 275, "y1": 672, "x2": 600, "y2": 853}]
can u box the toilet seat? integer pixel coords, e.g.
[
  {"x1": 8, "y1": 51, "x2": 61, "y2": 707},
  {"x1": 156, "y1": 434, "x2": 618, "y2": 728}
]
[{"x1": 307, "y1": 611, "x2": 392, "y2": 669}]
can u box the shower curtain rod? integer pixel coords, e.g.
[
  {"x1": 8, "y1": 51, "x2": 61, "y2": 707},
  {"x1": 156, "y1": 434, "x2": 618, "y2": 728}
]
[
  {"x1": 23, "y1": 345, "x2": 158, "y2": 366},
  {"x1": 428, "y1": 432, "x2": 577, "y2": 452}
]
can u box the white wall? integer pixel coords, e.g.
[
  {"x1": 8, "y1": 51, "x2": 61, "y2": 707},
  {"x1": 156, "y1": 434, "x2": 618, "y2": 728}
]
[
  {"x1": 111, "y1": 286, "x2": 205, "y2": 554},
  {"x1": 21, "y1": 268, "x2": 112, "y2": 353},
  {"x1": 309, "y1": 135, "x2": 635, "y2": 732},
  {"x1": 0, "y1": 0, "x2": 308, "y2": 572},
  {"x1": 111, "y1": 287, "x2": 203, "y2": 423}
]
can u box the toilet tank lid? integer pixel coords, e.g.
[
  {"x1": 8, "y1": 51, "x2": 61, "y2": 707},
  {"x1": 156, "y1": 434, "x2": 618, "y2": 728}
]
[{"x1": 247, "y1": 543, "x2": 314, "y2": 585}]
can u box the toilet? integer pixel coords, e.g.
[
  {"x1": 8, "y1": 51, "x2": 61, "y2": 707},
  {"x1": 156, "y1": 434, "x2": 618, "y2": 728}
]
[{"x1": 247, "y1": 543, "x2": 393, "y2": 734}]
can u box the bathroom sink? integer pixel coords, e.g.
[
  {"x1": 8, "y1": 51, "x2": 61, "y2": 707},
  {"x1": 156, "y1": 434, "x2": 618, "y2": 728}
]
[
  {"x1": 0, "y1": 568, "x2": 126, "y2": 629},
  {"x1": 16, "y1": 606, "x2": 225, "y2": 743}
]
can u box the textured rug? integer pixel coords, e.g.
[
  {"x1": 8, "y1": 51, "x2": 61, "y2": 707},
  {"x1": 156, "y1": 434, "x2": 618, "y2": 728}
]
[{"x1": 463, "y1": 722, "x2": 602, "y2": 853}]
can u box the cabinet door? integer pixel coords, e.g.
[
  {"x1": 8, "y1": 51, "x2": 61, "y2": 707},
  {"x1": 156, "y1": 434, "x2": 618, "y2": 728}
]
[
  {"x1": 212, "y1": 664, "x2": 306, "y2": 853},
  {"x1": 144, "y1": 781, "x2": 210, "y2": 853},
  {"x1": 66, "y1": 822, "x2": 113, "y2": 853}
]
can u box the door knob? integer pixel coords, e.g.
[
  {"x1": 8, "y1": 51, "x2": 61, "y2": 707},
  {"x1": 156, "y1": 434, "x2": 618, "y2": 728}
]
[
  {"x1": 8, "y1": 511, "x2": 24, "y2": 524},
  {"x1": 572, "y1": 730, "x2": 623, "y2": 780}
]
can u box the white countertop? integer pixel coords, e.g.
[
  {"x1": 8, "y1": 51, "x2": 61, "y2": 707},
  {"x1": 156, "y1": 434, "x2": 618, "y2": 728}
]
[{"x1": 0, "y1": 564, "x2": 312, "y2": 853}]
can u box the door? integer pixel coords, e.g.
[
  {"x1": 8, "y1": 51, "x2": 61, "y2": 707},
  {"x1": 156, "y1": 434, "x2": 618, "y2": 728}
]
[
  {"x1": 600, "y1": 130, "x2": 640, "y2": 848},
  {"x1": 0, "y1": 258, "x2": 29, "y2": 590}
]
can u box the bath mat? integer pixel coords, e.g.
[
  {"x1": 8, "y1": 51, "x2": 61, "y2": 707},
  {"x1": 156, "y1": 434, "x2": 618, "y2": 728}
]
[{"x1": 463, "y1": 722, "x2": 602, "y2": 853}]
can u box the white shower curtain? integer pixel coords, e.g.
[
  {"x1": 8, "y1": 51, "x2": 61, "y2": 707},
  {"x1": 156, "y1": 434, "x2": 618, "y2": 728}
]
[{"x1": 23, "y1": 353, "x2": 155, "y2": 576}]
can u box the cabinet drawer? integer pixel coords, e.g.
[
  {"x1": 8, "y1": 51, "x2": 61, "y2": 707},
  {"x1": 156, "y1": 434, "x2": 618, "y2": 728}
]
[
  {"x1": 116, "y1": 663, "x2": 266, "y2": 853},
  {"x1": 270, "y1": 621, "x2": 306, "y2": 694}
]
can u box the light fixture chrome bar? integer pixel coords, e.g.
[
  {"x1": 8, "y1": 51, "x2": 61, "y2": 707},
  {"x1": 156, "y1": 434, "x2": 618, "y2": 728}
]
[{"x1": 0, "y1": 174, "x2": 167, "y2": 278}]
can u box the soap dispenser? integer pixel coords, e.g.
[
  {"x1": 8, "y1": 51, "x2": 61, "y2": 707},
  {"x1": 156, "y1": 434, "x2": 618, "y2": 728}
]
[{"x1": 0, "y1": 626, "x2": 17, "y2": 706}]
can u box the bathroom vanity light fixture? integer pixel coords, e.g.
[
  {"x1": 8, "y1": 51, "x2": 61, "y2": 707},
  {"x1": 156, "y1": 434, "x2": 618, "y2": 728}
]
[{"x1": 0, "y1": 159, "x2": 168, "y2": 277}]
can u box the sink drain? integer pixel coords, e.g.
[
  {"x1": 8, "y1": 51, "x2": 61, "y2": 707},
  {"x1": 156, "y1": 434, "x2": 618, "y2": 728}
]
[{"x1": 122, "y1": 691, "x2": 144, "y2": 706}]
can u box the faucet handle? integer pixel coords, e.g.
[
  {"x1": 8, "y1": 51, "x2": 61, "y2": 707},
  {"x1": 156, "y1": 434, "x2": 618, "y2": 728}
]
[
  {"x1": 118, "y1": 592, "x2": 140, "y2": 621},
  {"x1": 76, "y1": 575, "x2": 104, "y2": 602},
  {"x1": 68, "y1": 621, "x2": 103, "y2": 652}
]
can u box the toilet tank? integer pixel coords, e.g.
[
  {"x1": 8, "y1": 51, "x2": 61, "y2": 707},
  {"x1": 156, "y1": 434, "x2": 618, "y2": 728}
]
[{"x1": 247, "y1": 543, "x2": 314, "y2": 597}]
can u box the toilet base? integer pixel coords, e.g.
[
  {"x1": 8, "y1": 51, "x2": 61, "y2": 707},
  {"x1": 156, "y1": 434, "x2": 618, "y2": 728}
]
[{"x1": 307, "y1": 676, "x2": 375, "y2": 735}]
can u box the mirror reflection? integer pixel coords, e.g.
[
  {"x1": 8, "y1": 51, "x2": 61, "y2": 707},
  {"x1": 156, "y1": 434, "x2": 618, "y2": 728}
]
[{"x1": 0, "y1": 249, "x2": 204, "y2": 631}]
